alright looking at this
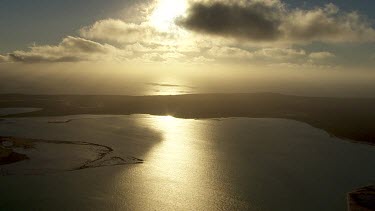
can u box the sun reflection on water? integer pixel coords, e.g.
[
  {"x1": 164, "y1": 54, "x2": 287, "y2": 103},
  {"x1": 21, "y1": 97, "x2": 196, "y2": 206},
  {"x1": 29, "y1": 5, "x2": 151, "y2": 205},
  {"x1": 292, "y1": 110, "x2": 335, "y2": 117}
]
[
  {"x1": 149, "y1": 115, "x2": 197, "y2": 170},
  {"x1": 118, "y1": 115, "x2": 249, "y2": 210},
  {"x1": 134, "y1": 115, "x2": 215, "y2": 209}
]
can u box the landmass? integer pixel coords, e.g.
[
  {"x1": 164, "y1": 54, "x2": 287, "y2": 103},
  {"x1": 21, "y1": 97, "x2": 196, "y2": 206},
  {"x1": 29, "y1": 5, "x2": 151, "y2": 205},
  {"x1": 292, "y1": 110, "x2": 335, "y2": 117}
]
[
  {"x1": 0, "y1": 136, "x2": 143, "y2": 175},
  {"x1": 348, "y1": 185, "x2": 375, "y2": 211},
  {"x1": 0, "y1": 93, "x2": 375, "y2": 145},
  {"x1": 0, "y1": 137, "x2": 33, "y2": 165}
]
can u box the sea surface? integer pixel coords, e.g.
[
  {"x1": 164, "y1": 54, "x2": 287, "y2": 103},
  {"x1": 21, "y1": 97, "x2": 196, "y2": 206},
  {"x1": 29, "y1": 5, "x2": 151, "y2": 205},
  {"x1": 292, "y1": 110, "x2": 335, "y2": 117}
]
[
  {"x1": 0, "y1": 113, "x2": 374, "y2": 210},
  {"x1": 0, "y1": 107, "x2": 41, "y2": 116}
]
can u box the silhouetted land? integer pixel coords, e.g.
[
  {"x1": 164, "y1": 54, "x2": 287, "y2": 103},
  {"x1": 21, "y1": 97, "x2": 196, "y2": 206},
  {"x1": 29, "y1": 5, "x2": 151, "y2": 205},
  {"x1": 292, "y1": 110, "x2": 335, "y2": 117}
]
[
  {"x1": 0, "y1": 137, "x2": 32, "y2": 165},
  {"x1": 1, "y1": 93, "x2": 375, "y2": 145},
  {"x1": 348, "y1": 185, "x2": 375, "y2": 211},
  {"x1": 0, "y1": 136, "x2": 143, "y2": 172}
]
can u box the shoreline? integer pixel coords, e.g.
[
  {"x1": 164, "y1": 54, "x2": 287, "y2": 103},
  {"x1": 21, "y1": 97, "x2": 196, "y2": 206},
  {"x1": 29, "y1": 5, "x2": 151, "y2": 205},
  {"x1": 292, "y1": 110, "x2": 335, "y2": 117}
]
[
  {"x1": 1, "y1": 93, "x2": 374, "y2": 145},
  {"x1": 0, "y1": 136, "x2": 144, "y2": 174},
  {"x1": 348, "y1": 185, "x2": 375, "y2": 211},
  {"x1": 0, "y1": 137, "x2": 34, "y2": 165}
]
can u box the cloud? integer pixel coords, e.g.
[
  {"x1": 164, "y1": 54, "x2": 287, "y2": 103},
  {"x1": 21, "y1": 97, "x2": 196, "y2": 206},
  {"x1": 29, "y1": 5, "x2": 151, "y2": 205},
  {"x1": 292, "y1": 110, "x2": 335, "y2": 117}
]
[
  {"x1": 8, "y1": 36, "x2": 128, "y2": 63},
  {"x1": 207, "y1": 46, "x2": 253, "y2": 59},
  {"x1": 177, "y1": 0, "x2": 284, "y2": 41},
  {"x1": 1, "y1": 34, "x2": 338, "y2": 66},
  {"x1": 140, "y1": 53, "x2": 166, "y2": 62},
  {"x1": 119, "y1": 0, "x2": 156, "y2": 23},
  {"x1": 138, "y1": 52, "x2": 185, "y2": 63},
  {"x1": 0, "y1": 55, "x2": 9, "y2": 63},
  {"x1": 125, "y1": 43, "x2": 154, "y2": 52},
  {"x1": 204, "y1": 45, "x2": 339, "y2": 66},
  {"x1": 80, "y1": 19, "x2": 173, "y2": 44},
  {"x1": 283, "y1": 4, "x2": 375, "y2": 43},
  {"x1": 2, "y1": 0, "x2": 369, "y2": 66},
  {"x1": 249, "y1": 48, "x2": 308, "y2": 65},
  {"x1": 192, "y1": 56, "x2": 214, "y2": 64},
  {"x1": 178, "y1": 1, "x2": 375, "y2": 44},
  {"x1": 79, "y1": 18, "x2": 201, "y2": 57},
  {"x1": 254, "y1": 48, "x2": 306, "y2": 60},
  {"x1": 308, "y1": 52, "x2": 335, "y2": 60},
  {"x1": 206, "y1": 46, "x2": 307, "y2": 62},
  {"x1": 267, "y1": 62, "x2": 337, "y2": 70}
]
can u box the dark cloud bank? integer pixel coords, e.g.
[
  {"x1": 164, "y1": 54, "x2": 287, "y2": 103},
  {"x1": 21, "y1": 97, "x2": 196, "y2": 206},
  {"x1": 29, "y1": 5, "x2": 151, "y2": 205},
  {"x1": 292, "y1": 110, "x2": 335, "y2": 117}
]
[
  {"x1": 178, "y1": 1, "x2": 282, "y2": 41},
  {"x1": 177, "y1": 0, "x2": 375, "y2": 43}
]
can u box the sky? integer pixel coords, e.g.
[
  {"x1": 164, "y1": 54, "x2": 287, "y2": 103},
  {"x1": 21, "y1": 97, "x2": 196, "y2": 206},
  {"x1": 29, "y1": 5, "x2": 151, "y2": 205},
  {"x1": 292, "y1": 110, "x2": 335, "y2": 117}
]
[{"x1": 0, "y1": 0, "x2": 375, "y2": 96}]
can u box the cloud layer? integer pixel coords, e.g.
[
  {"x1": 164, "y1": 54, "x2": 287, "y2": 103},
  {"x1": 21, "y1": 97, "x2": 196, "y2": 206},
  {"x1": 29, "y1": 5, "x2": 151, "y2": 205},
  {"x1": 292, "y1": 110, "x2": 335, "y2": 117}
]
[
  {"x1": 178, "y1": 0, "x2": 283, "y2": 41},
  {"x1": 0, "y1": 55, "x2": 8, "y2": 63},
  {"x1": 7, "y1": 36, "x2": 127, "y2": 63},
  {"x1": 1, "y1": 0, "x2": 374, "y2": 68},
  {"x1": 80, "y1": 19, "x2": 172, "y2": 44},
  {"x1": 178, "y1": 0, "x2": 375, "y2": 44},
  {"x1": 308, "y1": 52, "x2": 335, "y2": 60}
]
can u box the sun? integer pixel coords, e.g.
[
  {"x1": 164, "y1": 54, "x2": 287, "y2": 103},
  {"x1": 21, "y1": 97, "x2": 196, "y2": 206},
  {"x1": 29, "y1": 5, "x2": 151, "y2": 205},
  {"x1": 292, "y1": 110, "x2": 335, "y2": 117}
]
[{"x1": 150, "y1": 0, "x2": 187, "y2": 31}]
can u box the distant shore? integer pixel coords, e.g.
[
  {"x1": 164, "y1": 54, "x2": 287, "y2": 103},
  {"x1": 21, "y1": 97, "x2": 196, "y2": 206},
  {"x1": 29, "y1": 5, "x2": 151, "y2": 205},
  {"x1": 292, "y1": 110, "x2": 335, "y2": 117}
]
[{"x1": 1, "y1": 93, "x2": 375, "y2": 145}]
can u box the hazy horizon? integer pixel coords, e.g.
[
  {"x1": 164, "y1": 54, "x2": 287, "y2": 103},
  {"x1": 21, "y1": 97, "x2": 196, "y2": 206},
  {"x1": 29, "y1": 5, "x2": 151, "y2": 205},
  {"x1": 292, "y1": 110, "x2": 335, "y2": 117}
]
[
  {"x1": 1, "y1": 0, "x2": 375, "y2": 98},
  {"x1": 1, "y1": 62, "x2": 375, "y2": 97}
]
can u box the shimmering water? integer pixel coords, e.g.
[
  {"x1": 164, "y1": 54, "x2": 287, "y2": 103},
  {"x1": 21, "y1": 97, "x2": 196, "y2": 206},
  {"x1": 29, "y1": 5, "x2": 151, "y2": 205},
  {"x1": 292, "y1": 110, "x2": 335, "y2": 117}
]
[{"x1": 0, "y1": 115, "x2": 374, "y2": 210}]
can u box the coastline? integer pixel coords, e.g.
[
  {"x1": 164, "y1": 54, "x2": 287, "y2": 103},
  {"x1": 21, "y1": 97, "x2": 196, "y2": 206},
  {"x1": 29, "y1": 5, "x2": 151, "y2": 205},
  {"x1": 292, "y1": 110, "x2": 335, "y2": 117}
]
[
  {"x1": 348, "y1": 186, "x2": 375, "y2": 211},
  {"x1": 1, "y1": 93, "x2": 374, "y2": 145},
  {"x1": 0, "y1": 137, "x2": 33, "y2": 165},
  {"x1": 0, "y1": 136, "x2": 143, "y2": 174}
]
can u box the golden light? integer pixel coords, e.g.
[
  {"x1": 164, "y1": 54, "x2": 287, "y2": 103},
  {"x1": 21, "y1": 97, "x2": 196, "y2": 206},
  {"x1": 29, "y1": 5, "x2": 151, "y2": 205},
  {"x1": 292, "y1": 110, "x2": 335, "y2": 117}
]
[
  {"x1": 156, "y1": 115, "x2": 176, "y2": 128},
  {"x1": 147, "y1": 78, "x2": 193, "y2": 95},
  {"x1": 150, "y1": 0, "x2": 187, "y2": 31},
  {"x1": 145, "y1": 115, "x2": 197, "y2": 175},
  {"x1": 151, "y1": 85, "x2": 182, "y2": 95},
  {"x1": 125, "y1": 115, "x2": 217, "y2": 209}
]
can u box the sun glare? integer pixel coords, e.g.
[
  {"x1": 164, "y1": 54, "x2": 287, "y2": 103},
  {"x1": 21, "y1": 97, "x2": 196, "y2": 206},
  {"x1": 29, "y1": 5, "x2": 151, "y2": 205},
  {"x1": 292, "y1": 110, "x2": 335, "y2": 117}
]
[
  {"x1": 157, "y1": 115, "x2": 176, "y2": 127},
  {"x1": 150, "y1": 0, "x2": 187, "y2": 31}
]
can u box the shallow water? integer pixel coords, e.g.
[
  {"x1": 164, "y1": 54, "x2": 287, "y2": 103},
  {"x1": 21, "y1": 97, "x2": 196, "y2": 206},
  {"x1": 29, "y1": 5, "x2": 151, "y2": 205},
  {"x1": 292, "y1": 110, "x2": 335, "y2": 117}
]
[
  {"x1": 0, "y1": 107, "x2": 41, "y2": 116},
  {"x1": 0, "y1": 115, "x2": 374, "y2": 210}
]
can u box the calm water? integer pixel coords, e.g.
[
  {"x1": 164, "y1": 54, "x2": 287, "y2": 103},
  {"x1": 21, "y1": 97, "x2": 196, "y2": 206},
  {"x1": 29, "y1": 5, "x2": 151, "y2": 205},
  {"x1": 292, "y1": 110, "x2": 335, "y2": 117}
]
[
  {"x1": 0, "y1": 107, "x2": 41, "y2": 116},
  {"x1": 0, "y1": 115, "x2": 374, "y2": 210}
]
